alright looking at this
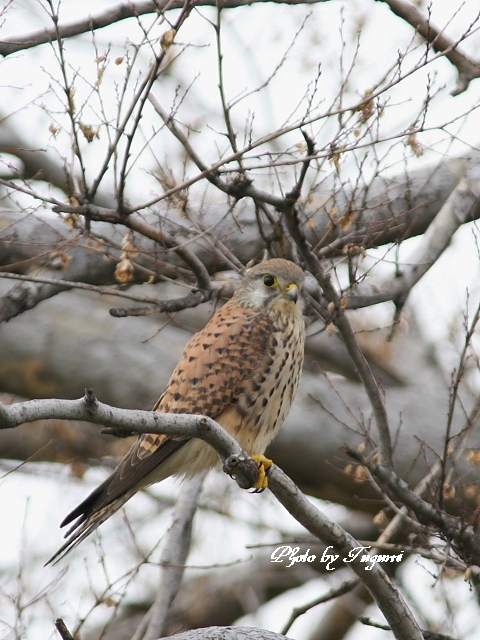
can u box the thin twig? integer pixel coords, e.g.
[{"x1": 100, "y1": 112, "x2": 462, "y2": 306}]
[
  {"x1": 281, "y1": 577, "x2": 359, "y2": 635},
  {"x1": 0, "y1": 272, "x2": 162, "y2": 304},
  {"x1": 109, "y1": 288, "x2": 213, "y2": 317},
  {"x1": 1, "y1": 392, "x2": 423, "y2": 640},
  {"x1": 54, "y1": 619, "x2": 74, "y2": 640},
  {"x1": 86, "y1": 0, "x2": 193, "y2": 203},
  {"x1": 439, "y1": 300, "x2": 480, "y2": 509},
  {"x1": 282, "y1": 195, "x2": 394, "y2": 468},
  {"x1": 359, "y1": 616, "x2": 458, "y2": 640},
  {"x1": 345, "y1": 446, "x2": 480, "y2": 565},
  {"x1": 379, "y1": 0, "x2": 480, "y2": 95},
  {"x1": 46, "y1": 0, "x2": 87, "y2": 201},
  {"x1": 348, "y1": 164, "x2": 480, "y2": 310},
  {"x1": 116, "y1": 1, "x2": 194, "y2": 211},
  {"x1": 214, "y1": 6, "x2": 244, "y2": 170}
]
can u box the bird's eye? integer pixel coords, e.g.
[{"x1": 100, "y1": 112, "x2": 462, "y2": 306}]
[{"x1": 263, "y1": 275, "x2": 276, "y2": 287}]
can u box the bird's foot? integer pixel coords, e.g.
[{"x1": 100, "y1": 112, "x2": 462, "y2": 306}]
[{"x1": 251, "y1": 455, "x2": 273, "y2": 492}]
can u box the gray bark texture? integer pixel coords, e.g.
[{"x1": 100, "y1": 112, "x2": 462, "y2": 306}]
[
  {"x1": 2, "y1": 148, "x2": 480, "y2": 640},
  {"x1": 3, "y1": 2, "x2": 480, "y2": 638},
  {"x1": 0, "y1": 276, "x2": 478, "y2": 514},
  {"x1": 162, "y1": 627, "x2": 294, "y2": 640},
  {"x1": 1, "y1": 151, "x2": 478, "y2": 276}
]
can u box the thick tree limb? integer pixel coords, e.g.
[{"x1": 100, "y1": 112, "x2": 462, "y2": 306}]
[
  {"x1": 134, "y1": 475, "x2": 205, "y2": 640},
  {"x1": 0, "y1": 0, "x2": 329, "y2": 58},
  {"x1": 262, "y1": 466, "x2": 423, "y2": 639},
  {"x1": 162, "y1": 628, "x2": 295, "y2": 640},
  {"x1": 348, "y1": 160, "x2": 480, "y2": 309},
  {"x1": 2, "y1": 0, "x2": 480, "y2": 97},
  {"x1": 0, "y1": 393, "x2": 236, "y2": 450},
  {"x1": 2, "y1": 152, "x2": 479, "y2": 323},
  {"x1": 0, "y1": 393, "x2": 423, "y2": 638},
  {"x1": 378, "y1": 0, "x2": 480, "y2": 95},
  {"x1": 0, "y1": 393, "x2": 260, "y2": 489}
]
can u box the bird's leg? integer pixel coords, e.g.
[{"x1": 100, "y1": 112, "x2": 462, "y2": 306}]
[{"x1": 251, "y1": 454, "x2": 273, "y2": 491}]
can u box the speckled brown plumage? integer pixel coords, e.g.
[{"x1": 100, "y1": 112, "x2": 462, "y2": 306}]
[{"x1": 48, "y1": 259, "x2": 305, "y2": 564}]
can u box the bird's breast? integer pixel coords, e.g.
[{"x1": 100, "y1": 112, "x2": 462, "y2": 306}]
[{"x1": 224, "y1": 312, "x2": 305, "y2": 455}]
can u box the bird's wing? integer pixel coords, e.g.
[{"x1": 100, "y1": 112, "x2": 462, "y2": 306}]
[{"x1": 47, "y1": 302, "x2": 273, "y2": 564}]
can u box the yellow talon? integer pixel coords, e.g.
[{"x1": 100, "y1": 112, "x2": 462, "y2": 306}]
[{"x1": 251, "y1": 454, "x2": 273, "y2": 491}]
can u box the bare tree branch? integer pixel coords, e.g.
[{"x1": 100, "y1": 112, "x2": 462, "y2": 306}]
[
  {"x1": 378, "y1": 0, "x2": 480, "y2": 95},
  {"x1": 0, "y1": 271, "x2": 165, "y2": 305},
  {"x1": 280, "y1": 577, "x2": 360, "y2": 635},
  {"x1": 134, "y1": 475, "x2": 205, "y2": 640},
  {"x1": 267, "y1": 465, "x2": 423, "y2": 640},
  {"x1": 349, "y1": 159, "x2": 480, "y2": 309},
  {"x1": 0, "y1": 393, "x2": 424, "y2": 639},
  {"x1": 281, "y1": 191, "x2": 394, "y2": 469},
  {"x1": 359, "y1": 616, "x2": 458, "y2": 640},
  {"x1": 0, "y1": 392, "x2": 260, "y2": 488},
  {"x1": 346, "y1": 446, "x2": 480, "y2": 566},
  {"x1": 2, "y1": 0, "x2": 480, "y2": 98},
  {"x1": 0, "y1": 0, "x2": 330, "y2": 58},
  {"x1": 162, "y1": 628, "x2": 295, "y2": 640},
  {"x1": 0, "y1": 118, "x2": 115, "y2": 208}
]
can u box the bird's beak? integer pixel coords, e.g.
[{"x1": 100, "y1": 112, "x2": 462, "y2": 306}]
[{"x1": 284, "y1": 283, "x2": 299, "y2": 303}]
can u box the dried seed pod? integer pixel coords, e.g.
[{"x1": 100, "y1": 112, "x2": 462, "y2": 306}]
[
  {"x1": 354, "y1": 465, "x2": 368, "y2": 483},
  {"x1": 161, "y1": 29, "x2": 177, "y2": 51},
  {"x1": 115, "y1": 258, "x2": 135, "y2": 283}
]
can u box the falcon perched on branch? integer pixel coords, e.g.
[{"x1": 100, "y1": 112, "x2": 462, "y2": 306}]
[{"x1": 48, "y1": 258, "x2": 305, "y2": 564}]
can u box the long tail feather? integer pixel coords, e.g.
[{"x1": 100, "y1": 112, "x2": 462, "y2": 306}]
[{"x1": 45, "y1": 491, "x2": 135, "y2": 566}]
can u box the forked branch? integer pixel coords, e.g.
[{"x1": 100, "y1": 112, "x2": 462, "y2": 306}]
[
  {"x1": 379, "y1": 0, "x2": 480, "y2": 95},
  {"x1": 1, "y1": 393, "x2": 422, "y2": 639}
]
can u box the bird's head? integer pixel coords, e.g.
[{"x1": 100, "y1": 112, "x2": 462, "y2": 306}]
[{"x1": 234, "y1": 258, "x2": 305, "y2": 314}]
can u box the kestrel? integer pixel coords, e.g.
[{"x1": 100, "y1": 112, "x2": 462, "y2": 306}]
[{"x1": 48, "y1": 258, "x2": 305, "y2": 564}]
